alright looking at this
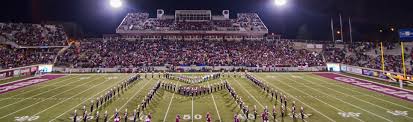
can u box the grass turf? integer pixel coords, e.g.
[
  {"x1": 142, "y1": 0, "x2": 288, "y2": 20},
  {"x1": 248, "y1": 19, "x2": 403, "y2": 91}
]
[{"x1": 0, "y1": 72, "x2": 412, "y2": 122}]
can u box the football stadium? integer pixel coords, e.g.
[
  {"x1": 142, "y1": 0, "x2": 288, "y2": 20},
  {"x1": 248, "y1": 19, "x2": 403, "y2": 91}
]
[{"x1": 1, "y1": 0, "x2": 413, "y2": 122}]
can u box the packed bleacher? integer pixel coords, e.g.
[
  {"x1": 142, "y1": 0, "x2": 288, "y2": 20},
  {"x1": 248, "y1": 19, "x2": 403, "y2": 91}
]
[
  {"x1": 0, "y1": 23, "x2": 68, "y2": 46},
  {"x1": 323, "y1": 42, "x2": 413, "y2": 75},
  {"x1": 55, "y1": 39, "x2": 324, "y2": 68},
  {"x1": 0, "y1": 45, "x2": 58, "y2": 69}
]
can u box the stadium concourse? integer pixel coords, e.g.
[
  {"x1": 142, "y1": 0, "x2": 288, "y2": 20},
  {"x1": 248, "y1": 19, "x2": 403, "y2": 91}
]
[{"x1": 0, "y1": 9, "x2": 413, "y2": 122}]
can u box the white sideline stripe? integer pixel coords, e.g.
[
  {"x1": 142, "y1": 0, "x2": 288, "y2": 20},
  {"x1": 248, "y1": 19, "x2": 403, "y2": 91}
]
[
  {"x1": 163, "y1": 92, "x2": 175, "y2": 122},
  {"x1": 306, "y1": 75, "x2": 413, "y2": 120},
  {"x1": 250, "y1": 74, "x2": 336, "y2": 122},
  {"x1": 0, "y1": 75, "x2": 92, "y2": 110},
  {"x1": 230, "y1": 77, "x2": 264, "y2": 108},
  {"x1": 313, "y1": 75, "x2": 413, "y2": 111},
  {"x1": 108, "y1": 78, "x2": 153, "y2": 120},
  {"x1": 0, "y1": 76, "x2": 79, "y2": 102},
  {"x1": 0, "y1": 75, "x2": 45, "y2": 86},
  {"x1": 0, "y1": 75, "x2": 106, "y2": 119},
  {"x1": 192, "y1": 97, "x2": 194, "y2": 122},
  {"x1": 282, "y1": 74, "x2": 390, "y2": 122},
  {"x1": 48, "y1": 74, "x2": 134, "y2": 121},
  {"x1": 207, "y1": 81, "x2": 222, "y2": 122}
]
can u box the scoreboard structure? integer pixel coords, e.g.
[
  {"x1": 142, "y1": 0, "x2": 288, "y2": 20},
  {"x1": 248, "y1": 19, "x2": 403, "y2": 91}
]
[
  {"x1": 399, "y1": 29, "x2": 413, "y2": 41},
  {"x1": 175, "y1": 10, "x2": 212, "y2": 21}
]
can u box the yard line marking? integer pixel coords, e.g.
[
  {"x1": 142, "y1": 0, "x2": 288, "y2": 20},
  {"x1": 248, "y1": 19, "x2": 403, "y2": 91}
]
[
  {"x1": 0, "y1": 75, "x2": 96, "y2": 110},
  {"x1": 207, "y1": 80, "x2": 222, "y2": 122},
  {"x1": 163, "y1": 92, "x2": 175, "y2": 122},
  {"x1": 108, "y1": 78, "x2": 153, "y2": 120},
  {"x1": 270, "y1": 74, "x2": 364, "y2": 122},
  {"x1": 228, "y1": 77, "x2": 278, "y2": 119},
  {"x1": 35, "y1": 78, "x2": 111, "y2": 117},
  {"x1": 281, "y1": 74, "x2": 391, "y2": 122},
  {"x1": 192, "y1": 97, "x2": 194, "y2": 122},
  {"x1": 0, "y1": 76, "x2": 79, "y2": 102},
  {"x1": 315, "y1": 74, "x2": 413, "y2": 111},
  {"x1": 250, "y1": 73, "x2": 336, "y2": 122},
  {"x1": 229, "y1": 78, "x2": 264, "y2": 108},
  {"x1": 0, "y1": 75, "x2": 107, "y2": 119},
  {"x1": 48, "y1": 74, "x2": 134, "y2": 121},
  {"x1": 306, "y1": 75, "x2": 413, "y2": 120}
]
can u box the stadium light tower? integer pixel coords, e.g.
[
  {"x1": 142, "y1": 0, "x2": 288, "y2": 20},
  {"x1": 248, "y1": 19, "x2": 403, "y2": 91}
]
[
  {"x1": 110, "y1": 0, "x2": 123, "y2": 8},
  {"x1": 273, "y1": 0, "x2": 287, "y2": 7}
]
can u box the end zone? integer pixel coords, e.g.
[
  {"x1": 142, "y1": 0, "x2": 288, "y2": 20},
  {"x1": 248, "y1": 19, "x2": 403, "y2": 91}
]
[
  {"x1": 0, "y1": 75, "x2": 65, "y2": 94},
  {"x1": 315, "y1": 73, "x2": 413, "y2": 102}
]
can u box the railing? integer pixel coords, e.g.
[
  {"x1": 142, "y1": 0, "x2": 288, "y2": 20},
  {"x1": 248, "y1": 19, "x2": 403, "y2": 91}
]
[{"x1": 52, "y1": 66, "x2": 327, "y2": 73}]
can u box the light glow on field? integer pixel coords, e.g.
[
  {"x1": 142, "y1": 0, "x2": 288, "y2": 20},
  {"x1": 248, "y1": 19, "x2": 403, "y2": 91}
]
[
  {"x1": 274, "y1": 0, "x2": 287, "y2": 6},
  {"x1": 110, "y1": 0, "x2": 122, "y2": 8}
]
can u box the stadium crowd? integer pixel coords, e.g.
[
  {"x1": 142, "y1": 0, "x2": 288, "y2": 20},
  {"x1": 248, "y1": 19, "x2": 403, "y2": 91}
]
[
  {"x1": 0, "y1": 23, "x2": 68, "y2": 46},
  {"x1": 323, "y1": 42, "x2": 413, "y2": 75},
  {"x1": 0, "y1": 45, "x2": 58, "y2": 69},
  {"x1": 56, "y1": 39, "x2": 324, "y2": 68}
]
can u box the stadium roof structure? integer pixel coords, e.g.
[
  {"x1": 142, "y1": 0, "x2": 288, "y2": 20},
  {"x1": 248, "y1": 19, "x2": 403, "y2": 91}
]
[{"x1": 116, "y1": 9, "x2": 269, "y2": 38}]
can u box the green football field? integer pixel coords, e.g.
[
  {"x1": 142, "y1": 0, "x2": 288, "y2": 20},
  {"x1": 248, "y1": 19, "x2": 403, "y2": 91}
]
[{"x1": 1, "y1": 72, "x2": 413, "y2": 122}]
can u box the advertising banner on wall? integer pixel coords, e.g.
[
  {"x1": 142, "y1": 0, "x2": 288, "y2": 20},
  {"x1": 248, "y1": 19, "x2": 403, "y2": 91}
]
[
  {"x1": 30, "y1": 66, "x2": 38, "y2": 73},
  {"x1": 346, "y1": 66, "x2": 363, "y2": 74},
  {"x1": 38, "y1": 65, "x2": 53, "y2": 73},
  {"x1": 0, "y1": 70, "x2": 13, "y2": 79},
  {"x1": 326, "y1": 63, "x2": 340, "y2": 71},
  {"x1": 13, "y1": 69, "x2": 20, "y2": 76}
]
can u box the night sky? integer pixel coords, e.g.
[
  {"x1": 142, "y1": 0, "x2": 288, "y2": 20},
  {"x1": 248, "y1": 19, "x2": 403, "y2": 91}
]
[{"x1": 1, "y1": 0, "x2": 412, "y2": 41}]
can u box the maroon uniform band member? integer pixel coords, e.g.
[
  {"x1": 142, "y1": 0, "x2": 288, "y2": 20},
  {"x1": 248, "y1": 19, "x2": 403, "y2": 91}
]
[
  {"x1": 262, "y1": 112, "x2": 269, "y2": 122},
  {"x1": 103, "y1": 111, "x2": 108, "y2": 122},
  {"x1": 83, "y1": 111, "x2": 88, "y2": 122},
  {"x1": 272, "y1": 106, "x2": 277, "y2": 119},
  {"x1": 206, "y1": 112, "x2": 212, "y2": 122},
  {"x1": 176, "y1": 114, "x2": 180, "y2": 122},
  {"x1": 234, "y1": 113, "x2": 240, "y2": 122},
  {"x1": 95, "y1": 111, "x2": 99, "y2": 122},
  {"x1": 124, "y1": 109, "x2": 128, "y2": 122},
  {"x1": 281, "y1": 105, "x2": 285, "y2": 118},
  {"x1": 73, "y1": 110, "x2": 77, "y2": 122},
  {"x1": 300, "y1": 107, "x2": 305, "y2": 120}
]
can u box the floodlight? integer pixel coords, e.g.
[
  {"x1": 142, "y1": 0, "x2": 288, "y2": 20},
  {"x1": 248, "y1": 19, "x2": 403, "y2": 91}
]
[
  {"x1": 110, "y1": 0, "x2": 122, "y2": 8},
  {"x1": 274, "y1": 0, "x2": 287, "y2": 7}
]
